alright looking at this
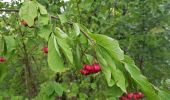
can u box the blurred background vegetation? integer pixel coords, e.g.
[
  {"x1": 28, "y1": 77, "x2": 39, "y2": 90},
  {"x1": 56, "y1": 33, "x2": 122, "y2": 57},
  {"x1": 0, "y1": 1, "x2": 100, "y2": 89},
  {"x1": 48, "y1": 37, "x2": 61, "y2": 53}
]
[{"x1": 0, "y1": 0, "x2": 170, "y2": 99}]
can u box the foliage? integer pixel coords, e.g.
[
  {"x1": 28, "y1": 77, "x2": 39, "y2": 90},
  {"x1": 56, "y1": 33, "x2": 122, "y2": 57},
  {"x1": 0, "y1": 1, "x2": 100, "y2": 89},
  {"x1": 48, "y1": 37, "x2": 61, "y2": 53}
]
[{"x1": 0, "y1": 0, "x2": 170, "y2": 100}]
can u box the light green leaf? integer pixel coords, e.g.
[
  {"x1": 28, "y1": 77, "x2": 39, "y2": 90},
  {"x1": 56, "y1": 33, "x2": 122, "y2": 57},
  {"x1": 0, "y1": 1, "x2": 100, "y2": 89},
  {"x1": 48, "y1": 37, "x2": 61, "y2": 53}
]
[
  {"x1": 102, "y1": 51, "x2": 126, "y2": 92},
  {"x1": 79, "y1": 24, "x2": 91, "y2": 34},
  {"x1": 48, "y1": 34, "x2": 65, "y2": 72},
  {"x1": 97, "y1": 46, "x2": 126, "y2": 92},
  {"x1": 37, "y1": 3, "x2": 47, "y2": 15},
  {"x1": 96, "y1": 48, "x2": 115, "y2": 86},
  {"x1": 91, "y1": 34, "x2": 124, "y2": 61},
  {"x1": 55, "y1": 27, "x2": 68, "y2": 38},
  {"x1": 4, "y1": 36, "x2": 16, "y2": 52},
  {"x1": 54, "y1": 82, "x2": 64, "y2": 96},
  {"x1": 38, "y1": 26, "x2": 51, "y2": 41},
  {"x1": 56, "y1": 37, "x2": 73, "y2": 64},
  {"x1": 55, "y1": 28, "x2": 73, "y2": 64},
  {"x1": 123, "y1": 55, "x2": 160, "y2": 100},
  {"x1": 58, "y1": 14, "x2": 67, "y2": 24},
  {"x1": 19, "y1": 1, "x2": 38, "y2": 26},
  {"x1": 73, "y1": 23, "x2": 80, "y2": 36},
  {"x1": 38, "y1": 15, "x2": 49, "y2": 25}
]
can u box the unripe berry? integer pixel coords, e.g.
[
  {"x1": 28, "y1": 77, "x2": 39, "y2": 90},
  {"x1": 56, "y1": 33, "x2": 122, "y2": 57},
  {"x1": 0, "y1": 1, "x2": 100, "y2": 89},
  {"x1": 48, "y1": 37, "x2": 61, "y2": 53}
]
[
  {"x1": 42, "y1": 47, "x2": 48, "y2": 53},
  {"x1": 21, "y1": 20, "x2": 28, "y2": 26}
]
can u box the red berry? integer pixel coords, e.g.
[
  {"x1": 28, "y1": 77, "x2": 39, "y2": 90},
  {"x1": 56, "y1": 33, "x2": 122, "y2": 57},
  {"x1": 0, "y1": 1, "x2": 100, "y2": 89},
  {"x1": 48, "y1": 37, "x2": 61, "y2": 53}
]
[
  {"x1": 137, "y1": 92, "x2": 144, "y2": 98},
  {"x1": 126, "y1": 93, "x2": 134, "y2": 99},
  {"x1": 119, "y1": 96, "x2": 129, "y2": 100},
  {"x1": 92, "y1": 63, "x2": 101, "y2": 73},
  {"x1": 133, "y1": 93, "x2": 139, "y2": 100},
  {"x1": 42, "y1": 47, "x2": 48, "y2": 53},
  {"x1": 80, "y1": 69, "x2": 90, "y2": 75},
  {"x1": 21, "y1": 20, "x2": 28, "y2": 26},
  {"x1": 83, "y1": 64, "x2": 94, "y2": 72},
  {"x1": 0, "y1": 57, "x2": 6, "y2": 62}
]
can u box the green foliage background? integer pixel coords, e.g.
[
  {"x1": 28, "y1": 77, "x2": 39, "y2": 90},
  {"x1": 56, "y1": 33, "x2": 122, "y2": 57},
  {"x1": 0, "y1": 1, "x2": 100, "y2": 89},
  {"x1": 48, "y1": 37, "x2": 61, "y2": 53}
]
[{"x1": 0, "y1": 0, "x2": 170, "y2": 99}]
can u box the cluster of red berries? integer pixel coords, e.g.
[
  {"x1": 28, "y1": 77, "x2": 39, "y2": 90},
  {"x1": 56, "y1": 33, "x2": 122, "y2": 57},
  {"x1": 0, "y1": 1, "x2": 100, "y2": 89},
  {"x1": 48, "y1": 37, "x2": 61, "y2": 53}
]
[
  {"x1": 42, "y1": 47, "x2": 48, "y2": 54},
  {"x1": 0, "y1": 57, "x2": 6, "y2": 63},
  {"x1": 80, "y1": 63, "x2": 101, "y2": 75},
  {"x1": 119, "y1": 92, "x2": 144, "y2": 100},
  {"x1": 21, "y1": 20, "x2": 28, "y2": 26}
]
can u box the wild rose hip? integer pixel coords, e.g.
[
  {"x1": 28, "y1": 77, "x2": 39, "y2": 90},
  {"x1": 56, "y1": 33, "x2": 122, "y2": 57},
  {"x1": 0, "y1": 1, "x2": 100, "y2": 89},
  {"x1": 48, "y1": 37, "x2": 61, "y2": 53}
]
[
  {"x1": 0, "y1": 57, "x2": 6, "y2": 62},
  {"x1": 42, "y1": 47, "x2": 48, "y2": 53}
]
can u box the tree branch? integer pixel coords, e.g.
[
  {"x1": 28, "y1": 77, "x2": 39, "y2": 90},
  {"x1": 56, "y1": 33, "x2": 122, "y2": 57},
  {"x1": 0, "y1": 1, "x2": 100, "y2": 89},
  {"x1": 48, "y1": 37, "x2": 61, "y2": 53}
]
[
  {"x1": 0, "y1": 9, "x2": 59, "y2": 19},
  {"x1": 0, "y1": 9, "x2": 19, "y2": 12}
]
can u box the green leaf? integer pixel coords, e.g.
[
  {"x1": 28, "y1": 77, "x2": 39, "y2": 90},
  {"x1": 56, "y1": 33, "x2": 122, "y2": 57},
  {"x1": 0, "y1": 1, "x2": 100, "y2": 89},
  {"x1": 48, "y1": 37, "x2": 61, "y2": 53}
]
[
  {"x1": 0, "y1": 64, "x2": 7, "y2": 82},
  {"x1": 19, "y1": 1, "x2": 38, "y2": 27},
  {"x1": 79, "y1": 24, "x2": 91, "y2": 34},
  {"x1": 4, "y1": 36, "x2": 16, "y2": 52},
  {"x1": 91, "y1": 34, "x2": 124, "y2": 61},
  {"x1": 55, "y1": 27, "x2": 68, "y2": 38},
  {"x1": 44, "y1": 82, "x2": 55, "y2": 96},
  {"x1": 54, "y1": 82, "x2": 64, "y2": 96},
  {"x1": 96, "y1": 48, "x2": 115, "y2": 86},
  {"x1": 73, "y1": 44, "x2": 81, "y2": 68},
  {"x1": 123, "y1": 55, "x2": 160, "y2": 100},
  {"x1": 48, "y1": 34, "x2": 65, "y2": 72},
  {"x1": 105, "y1": 85, "x2": 123, "y2": 98},
  {"x1": 158, "y1": 89, "x2": 170, "y2": 100},
  {"x1": 38, "y1": 15, "x2": 49, "y2": 25},
  {"x1": 58, "y1": 14, "x2": 67, "y2": 24},
  {"x1": 79, "y1": 93, "x2": 88, "y2": 99},
  {"x1": 55, "y1": 28, "x2": 73, "y2": 64},
  {"x1": 100, "y1": 48, "x2": 126, "y2": 92},
  {"x1": 38, "y1": 25, "x2": 52, "y2": 41},
  {"x1": 56, "y1": 37, "x2": 73, "y2": 64},
  {"x1": 37, "y1": 3, "x2": 47, "y2": 15},
  {"x1": 73, "y1": 23, "x2": 80, "y2": 36},
  {"x1": 0, "y1": 38, "x2": 4, "y2": 53}
]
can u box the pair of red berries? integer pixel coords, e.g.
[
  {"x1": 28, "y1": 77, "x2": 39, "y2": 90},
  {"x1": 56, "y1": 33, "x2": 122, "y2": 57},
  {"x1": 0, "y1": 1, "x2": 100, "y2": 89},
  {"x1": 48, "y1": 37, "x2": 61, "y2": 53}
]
[
  {"x1": 0, "y1": 57, "x2": 6, "y2": 62},
  {"x1": 80, "y1": 63, "x2": 101, "y2": 75},
  {"x1": 42, "y1": 47, "x2": 48, "y2": 54},
  {"x1": 119, "y1": 92, "x2": 144, "y2": 100}
]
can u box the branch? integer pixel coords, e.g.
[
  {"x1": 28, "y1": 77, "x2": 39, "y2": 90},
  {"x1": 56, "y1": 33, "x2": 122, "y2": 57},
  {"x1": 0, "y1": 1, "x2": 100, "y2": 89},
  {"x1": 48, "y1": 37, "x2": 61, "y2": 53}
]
[
  {"x1": 0, "y1": 9, "x2": 19, "y2": 12},
  {"x1": 80, "y1": 29, "x2": 95, "y2": 45},
  {"x1": 0, "y1": 9, "x2": 59, "y2": 19}
]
